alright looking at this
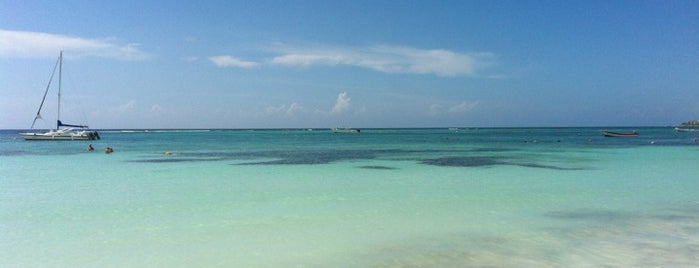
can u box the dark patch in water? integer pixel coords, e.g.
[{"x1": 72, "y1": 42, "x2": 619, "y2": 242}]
[
  {"x1": 544, "y1": 209, "x2": 633, "y2": 222},
  {"x1": 653, "y1": 213, "x2": 695, "y2": 221},
  {"x1": 130, "y1": 150, "x2": 380, "y2": 165},
  {"x1": 0, "y1": 150, "x2": 28, "y2": 156},
  {"x1": 234, "y1": 150, "x2": 378, "y2": 165},
  {"x1": 421, "y1": 156, "x2": 586, "y2": 170},
  {"x1": 511, "y1": 162, "x2": 585, "y2": 170},
  {"x1": 421, "y1": 156, "x2": 502, "y2": 167},
  {"x1": 470, "y1": 148, "x2": 518, "y2": 153},
  {"x1": 129, "y1": 157, "x2": 225, "y2": 163},
  {"x1": 358, "y1": 165, "x2": 397, "y2": 170},
  {"x1": 547, "y1": 207, "x2": 699, "y2": 225},
  {"x1": 128, "y1": 148, "x2": 581, "y2": 170}
]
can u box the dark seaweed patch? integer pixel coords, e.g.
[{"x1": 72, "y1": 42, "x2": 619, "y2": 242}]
[
  {"x1": 421, "y1": 156, "x2": 503, "y2": 167},
  {"x1": 510, "y1": 162, "x2": 585, "y2": 170},
  {"x1": 470, "y1": 148, "x2": 518, "y2": 153},
  {"x1": 127, "y1": 148, "x2": 583, "y2": 169},
  {"x1": 358, "y1": 165, "x2": 397, "y2": 170},
  {"x1": 129, "y1": 157, "x2": 225, "y2": 163},
  {"x1": 544, "y1": 210, "x2": 633, "y2": 223},
  {"x1": 234, "y1": 150, "x2": 378, "y2": 165},
  {"x1": 652, "y1": 213, "x2": 695, "y2": 221},
  {"x1": 421, "y1": 156, "x2": 585, "y2": 170},
  {"x1": 130, "y1": 149, "x2": 385, "y2": 165},
  {"x1": 0, "y1": 150, "x2": 28, "y2": 156},
  {"x1": 128, "y1": 148, "x2": 483, "y2": 165}
]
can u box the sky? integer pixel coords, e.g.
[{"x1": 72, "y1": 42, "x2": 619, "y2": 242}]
[{"x1": 1, "y1": 0, "x2": 698, "y2": 129}]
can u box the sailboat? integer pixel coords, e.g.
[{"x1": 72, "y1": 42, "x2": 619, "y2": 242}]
[{"x1": 20, "y1": 51, "x2": 100, "y2": 141}]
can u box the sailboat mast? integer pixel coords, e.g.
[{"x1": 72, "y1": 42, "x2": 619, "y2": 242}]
[{"x1": 56, "y1": 50, "x2": 62, "y2": 130}]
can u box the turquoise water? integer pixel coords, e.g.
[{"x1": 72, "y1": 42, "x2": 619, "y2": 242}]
[{"x1": 1, "y1": 128, "x2": 698, "y2": 267}]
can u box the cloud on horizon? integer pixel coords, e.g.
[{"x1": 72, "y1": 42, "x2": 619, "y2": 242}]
[
  {"x1": 430, "y1": 100, "x2": 479, "y2": 115},
  {"x1": 211, "y1": 44, "x2": 498, "y2": 77},
  {"x1": 331, "y1": 92, "x2": 351, "y2": 114},
  {"x1": 266, "y1": 102, "x2": 303, "y2": 116},
  {"x1": 209, "y1": 55, "x2": 259, "y2": 68},
  {"x1": 0, "y1": 29, "x2": 150, "y2": 60},
  {"x1": 112, "y1": 100, "x2": 137, "y2": 114}
]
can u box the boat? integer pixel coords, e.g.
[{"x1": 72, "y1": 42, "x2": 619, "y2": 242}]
[
  {"x1": 20, "y1": 51, "x2": 100, "y2": 141},
  {"x1": 601, "y1": 130, "x2": 639, "y2": 137},
  {"x1": 332, "y1": 127, "x2": 360, "y2": 133},
  {"x1": 674, "y1": 120, "x2": 699, "y2": 132}
]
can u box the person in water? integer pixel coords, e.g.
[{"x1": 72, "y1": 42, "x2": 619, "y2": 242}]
[
  {"x1": 105, "y1": 147, "x2": 114, "y2": 154},
  {"x1": 88, "y1": 144, "x2": 94, "y2": 151}
]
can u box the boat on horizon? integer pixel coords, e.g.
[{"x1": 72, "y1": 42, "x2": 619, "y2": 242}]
[
  {"x1": 332, "y1": 127, "x2": 360, "y2": 133},
  {"x1": 601, "y1": 130, "x2": 639, "y2": 137},
  {"x1": 20, "y1": 51, "x2": 100, "y2": 141},
  {"x1": 674, "y1": 120, "x2": 699, "y2": 132}
]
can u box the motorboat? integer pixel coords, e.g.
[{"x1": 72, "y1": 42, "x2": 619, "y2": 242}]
[
  {"x1": 674, "y1": 120, "x2": 699, "y2": 132},
  {"x1": 332, "y1": 127, "x2": 360, "y2": 133},
  {"x1": 601, "y1": 130, "x2": 639, "y2": 137}
]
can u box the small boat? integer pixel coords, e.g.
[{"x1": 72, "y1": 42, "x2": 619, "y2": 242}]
[
  {"x1": 601, "y1": 130, "x2": 639, "y2": 137},
  {"x1": 19, "y1": 51, "x2": 100, "y2": 141},
  {"x1": 332, "y1": 127, "x2": 360, "y2": 133},
  {"x1": 674, "y1": 120, "x2": 699, "y2": 132}
]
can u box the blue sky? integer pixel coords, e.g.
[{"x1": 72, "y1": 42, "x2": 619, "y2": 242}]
[{"x1": 2, "y1": 0, "x2": 698, "y2": 129}]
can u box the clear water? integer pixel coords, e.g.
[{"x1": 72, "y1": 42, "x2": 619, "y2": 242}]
[{"x1": 1, "y1": 128, "x2": 698, "y2": 267}]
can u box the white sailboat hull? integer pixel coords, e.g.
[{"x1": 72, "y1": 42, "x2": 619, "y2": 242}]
[
  {"x1": 20, "y1": 129, "x2": 100, "y2": 141},
  {"x1": 674, "y1": 127, "x2": 698, "y2": 132},
  {"x1": 332, "y1": 127, "x2": 361, "y2": 133}
]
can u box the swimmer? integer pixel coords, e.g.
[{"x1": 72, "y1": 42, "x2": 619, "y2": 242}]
[
  {"x1": 165, "y1": 151, "x2": 172, "y2": 156},
  {"x1": 105, "y1": 147, "x2": 114, "y2": 154},
  {"x1": 88, "y1": 144, "x2": 94, "y2": 151}
]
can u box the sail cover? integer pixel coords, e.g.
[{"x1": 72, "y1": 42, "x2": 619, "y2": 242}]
[{"x1": 57, "y1": 120, "x2": 88, "y2": 128}]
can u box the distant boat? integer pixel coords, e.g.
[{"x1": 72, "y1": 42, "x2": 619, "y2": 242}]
[
  {"x1": 332, "y1": 127, "x2": 360, "y2": 133},
  {"x1": 601, "y1": 130, "x2": 639, "y2": 137},
  {"x1": 674, "y1": 120, "x2": 699, "y2": 132},
  {"x1": 20, "y1": 51, "x2": 100, "y2": 141}
]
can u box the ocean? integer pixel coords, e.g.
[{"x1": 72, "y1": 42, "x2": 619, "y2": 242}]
[{"x1": 1, "y1": 127, "x2": 697, "y2": 267}]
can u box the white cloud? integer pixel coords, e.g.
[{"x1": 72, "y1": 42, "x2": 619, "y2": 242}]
[
  {"x1": 448, "y1": 101, "x2": 479, "y2": 113},
  {"x1": 210, "y1": 44, "x2": 498, "y2": 77},
  {"x1": 271, "y1": 53, "x2": 349, "y2": 66},
  {"x1": 113, "y1": 100, "x2": 137, "y2": 113},
  {"x1": 265, "y1": 102, "x2": 303, "y2": 116},
  {"x1": 286, "y1": 102, "x2": 302, "y2": 116},
  {"x1": 430, "y1": 104, "x2": 445, "y2": 115},
  {"x1": 0, "y1": 29, "x2": 150, "y2": 60},
  {"x1": 331, "y1": 92, "x2": 351, "y2": 114},
  {"x1": 270, "y1": 45, "x2": 497, "y2": 77},
  {"x1": 209, "y1": 55, "x2": 259, "y2": 68},
  {"x1": 430, "y1": 100, "x2": 479, "y2": 115}
]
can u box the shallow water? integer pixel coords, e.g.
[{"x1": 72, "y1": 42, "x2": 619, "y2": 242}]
[{"x1": 1, "y1": 128, "x2": 698, "y2": 267}]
